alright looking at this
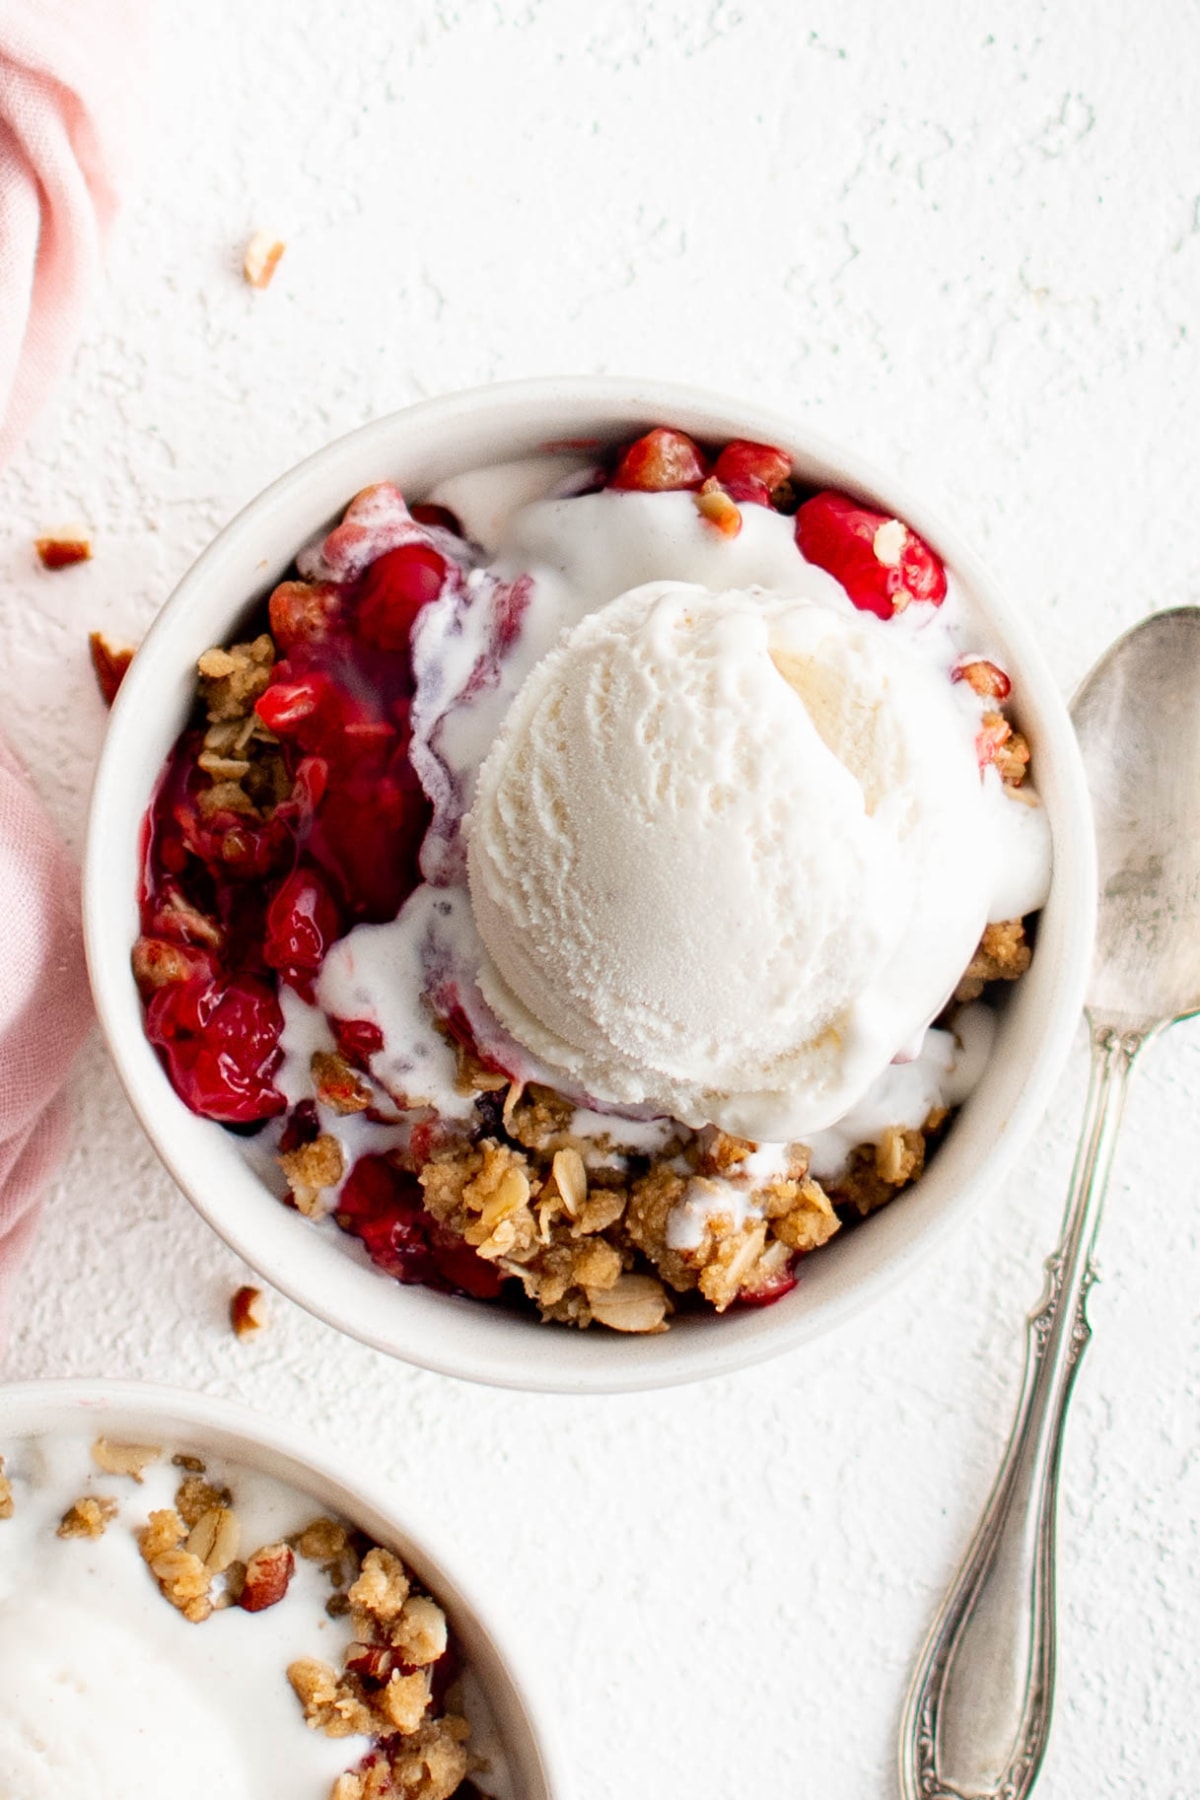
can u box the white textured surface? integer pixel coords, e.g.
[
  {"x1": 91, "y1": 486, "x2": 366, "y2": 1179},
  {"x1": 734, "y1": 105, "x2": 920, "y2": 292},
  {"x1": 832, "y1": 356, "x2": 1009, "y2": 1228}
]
[{"x1": 3, "y1": 3, "x2": 1200, "y2": 1795}]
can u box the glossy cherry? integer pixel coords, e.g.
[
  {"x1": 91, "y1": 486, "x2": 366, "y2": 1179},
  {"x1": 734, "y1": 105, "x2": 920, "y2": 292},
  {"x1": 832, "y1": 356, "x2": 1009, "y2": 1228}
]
[
  {"x1": 710, "y1": 439, "x2": 792, "y2": 506},
  {"x1": 795, "y1": 490, "x2": 947, "y2": 619},
  {"x1": 145, "y1": 973, "x2": 285, "y2": 1124},
  {"x1": 355, "y1": 542, "x2": 447, "y2": 654},
  {"x1": 609, "y1": 428, "x2": 708, "y2": 492}
]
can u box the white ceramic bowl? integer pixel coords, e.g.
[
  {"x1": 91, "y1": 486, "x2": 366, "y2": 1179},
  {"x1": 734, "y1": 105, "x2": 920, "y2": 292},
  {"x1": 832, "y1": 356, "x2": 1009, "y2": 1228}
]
[
  {"x1": 0, "y1": 1377, "x2": 565, "y2": 1797},
  {"x1": 84, "y1": 376, "x2": 1096, "y2": 1393}
]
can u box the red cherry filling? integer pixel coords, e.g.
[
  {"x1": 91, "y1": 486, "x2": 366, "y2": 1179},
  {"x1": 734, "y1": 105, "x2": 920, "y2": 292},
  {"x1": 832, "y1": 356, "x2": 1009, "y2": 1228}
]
[
  {"x1": 145, "y1": 973, "x2": 285, "y2": 1124},
  {"x1": 610, "y1": 428, "x2": 709, "y2": 492},
  {"x1": 356, "y1": 543, "x2": 447, "y2": 654},
  {"x1": 332, "y1": 1016, "x2": 386, "y2": 1069},
  {"x1": 336, "y1": 1154, "x2": 504, "y2": 1299},
  {"x1": 263, "y1": 864, "x2": 341, "y2": 998},
  {"x1": 795, "y1": 490, "x2": 947, "y2": 619},
  {"x1": 709, "y1": 439, "x2": 792, "y2": 506}
]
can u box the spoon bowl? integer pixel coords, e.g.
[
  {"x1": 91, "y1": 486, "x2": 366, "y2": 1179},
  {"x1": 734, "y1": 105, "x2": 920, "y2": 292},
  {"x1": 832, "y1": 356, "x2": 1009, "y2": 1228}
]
[{"x1": 1073, "y1": 606, "x2": 1200, "y2": 1030}]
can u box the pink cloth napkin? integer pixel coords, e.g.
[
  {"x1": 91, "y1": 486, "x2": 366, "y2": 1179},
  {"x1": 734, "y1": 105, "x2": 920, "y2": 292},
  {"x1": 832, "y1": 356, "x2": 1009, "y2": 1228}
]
[
  {"x1": 0, "y1": 0, "x2": 145, "y2": 1331},
  {"x1": 0, "y1": 0, "x2": 145, "y2": 464},
  {"x1": 0, "y1": 741, "x2": 90, "y2": 1341}
]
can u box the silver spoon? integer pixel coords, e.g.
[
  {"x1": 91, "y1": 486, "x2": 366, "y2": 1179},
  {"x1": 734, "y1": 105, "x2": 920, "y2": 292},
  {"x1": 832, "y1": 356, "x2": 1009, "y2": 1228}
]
[{"x1": 899, "y1": 606, "x2": 1200, "y2": 1800}]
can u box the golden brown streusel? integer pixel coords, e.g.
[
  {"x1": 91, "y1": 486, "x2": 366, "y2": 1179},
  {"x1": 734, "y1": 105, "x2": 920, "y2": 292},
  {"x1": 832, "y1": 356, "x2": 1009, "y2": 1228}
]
[
  {"x1": 289, "y1": 1657, "x2": 378, "y2": 1738},
  {"x1": 954, "y1": 918, "x2": 1032, "y2": 1003},
  {"x1": 349, "y1": 1547, "x2": 410, "y2": 1625},
  {"x1": 176, "y1": 1472, "x2": 233, "y2": 1528},
  {"x1": 198, "y1": 636, "x2": 274, "y2": 721},
  {"x1": 57, "y1": 1495, "x2": 119, "y2": 1539},
  {"x1": 296, "y1": 1516, "x2": 351, "y2": 1565},
  {"x1": 281, "y1": 1132, "x2": 346, "y2": 1217}
]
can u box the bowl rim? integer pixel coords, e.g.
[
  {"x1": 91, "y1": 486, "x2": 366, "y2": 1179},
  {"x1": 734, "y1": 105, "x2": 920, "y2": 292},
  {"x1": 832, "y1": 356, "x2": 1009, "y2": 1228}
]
[
  {"x1": 0, "y1": 1374, "x2": 568, "y2": 1799},
  {"x1": 83, "y1": 373, "x2": 1097, "y2": 1394}
]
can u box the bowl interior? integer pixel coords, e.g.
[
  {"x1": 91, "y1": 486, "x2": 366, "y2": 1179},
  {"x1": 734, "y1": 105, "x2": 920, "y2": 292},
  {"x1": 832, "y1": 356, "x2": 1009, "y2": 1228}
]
[
  {"x1": 84, "y1": 376, "x2": 1096, "y2": 1392},
  {"x1": 0, "y1": 1379, "x2": 561, "y2": 1798}
]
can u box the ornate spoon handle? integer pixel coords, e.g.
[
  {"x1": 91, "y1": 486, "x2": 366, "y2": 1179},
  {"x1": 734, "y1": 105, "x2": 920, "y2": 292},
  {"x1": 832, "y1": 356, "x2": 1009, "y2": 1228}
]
[{"x1": 899, "y1": 1018, "x2": 1146, "y2": 1800}]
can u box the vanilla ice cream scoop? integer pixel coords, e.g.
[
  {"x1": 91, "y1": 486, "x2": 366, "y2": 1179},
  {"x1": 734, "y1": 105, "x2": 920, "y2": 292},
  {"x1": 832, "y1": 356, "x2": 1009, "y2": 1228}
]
[
  {"x1": 0, "y1": 1597, "x2": 253, "y2": 1800},
  {"x1": 467, "y1": 581, "x2": 1001, "y2": 1138}
]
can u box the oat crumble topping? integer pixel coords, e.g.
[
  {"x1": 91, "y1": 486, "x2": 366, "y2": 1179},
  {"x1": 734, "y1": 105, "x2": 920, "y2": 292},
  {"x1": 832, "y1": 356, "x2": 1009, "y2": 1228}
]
[{"x1": 57, "y1": 1495, "x2": 119, "y2": 1539}]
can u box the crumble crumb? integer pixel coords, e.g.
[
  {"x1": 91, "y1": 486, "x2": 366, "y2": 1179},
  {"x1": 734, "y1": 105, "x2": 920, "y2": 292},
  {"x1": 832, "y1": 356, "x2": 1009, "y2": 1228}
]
[
  {"x1": 36, "y1": 535, "x2": 91, "y2": 570},
  {"x1": 376, "y1": 1668, "x2": 431, "y2": 1734},
  {"x1": 230, "y1": 1283, "x2": 270, "y2": 1339},
  {"x1": 288, "y1": 1656, "x2": 377, "y2": 1738},
  {"x1": 88, "y1": 631, "x2": 134, "y2": 705},
  {"x1": 996, "y1": 728, "x2": 1031, "y2": 785},
  {"x1": 57, "y1": 1495, "x2": 119, "y2": 1539},
  {"x1": 280, "y1": 1132, "x2": 345, "y2": 1217},
  {"x1": 198, "y1": 635, "x2": 274, "y2": 723},
  {"x1": 92, "y1": 1438, "x2": 161, "y2": 1482},
  {"x1": 349, "y1": 1547, "x2": 410, "y2": 1625},
  {"x1": 176, "y1": 1472, "x2": 233, "y2": 1529},
  {"x1": 955, "y1": 918, "x2": 1032, "y2": 1002},
  {"x1": 295, "y1": 1516, "x2": 350, "y2": 1565},
  {"x1": 312, "y1": 1050, "x2": 374, "y2": 1114},
  {"x1": 243, "y1": 230, "x2": 286, "y2": 289}
]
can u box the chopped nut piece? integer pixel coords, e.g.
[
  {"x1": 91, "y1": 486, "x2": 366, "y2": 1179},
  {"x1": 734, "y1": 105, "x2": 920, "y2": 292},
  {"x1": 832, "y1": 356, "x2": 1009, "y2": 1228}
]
[
  {"x1": 240, "y1": 1541, "x2": 295, "y2": 1612},
  {"x1": 57, "y1": 1495, "x2": 119, "y2": 1539},
  {"x1": 91, "y1": 1438, "x2": 161, "y2": 1482},
  {"x1": 587, "y1": 1272, "x2": 669, "y2": 1333},
  {"x1": 88, "y1": 631, "x2": 134, "y2": 705},
  {"x1": 390, "y1": 1593, "x2": 449, "y2": 1667},
  {"x1": 230, "y1": 1283, "x2": 269, "y2": 1339},
  {"x1": 349, "y1": 1546, "x2": 410, "y2": 1624},
  {"x1": 187, "y1": 1506, "x2": 241, "y2": 1573},
  {"x1": 36, "y1": 535, "x2": 91, "y2": 570},
  {"x1": 243, "y1": 230, "x2": 286, "y2": 289}
]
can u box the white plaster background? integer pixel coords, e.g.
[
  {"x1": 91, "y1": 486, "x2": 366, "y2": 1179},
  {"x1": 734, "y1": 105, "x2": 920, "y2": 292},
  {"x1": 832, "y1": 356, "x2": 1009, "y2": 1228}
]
[{"x1": 2, "y1": 1, "x2": 1199, "y2": 1794}]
